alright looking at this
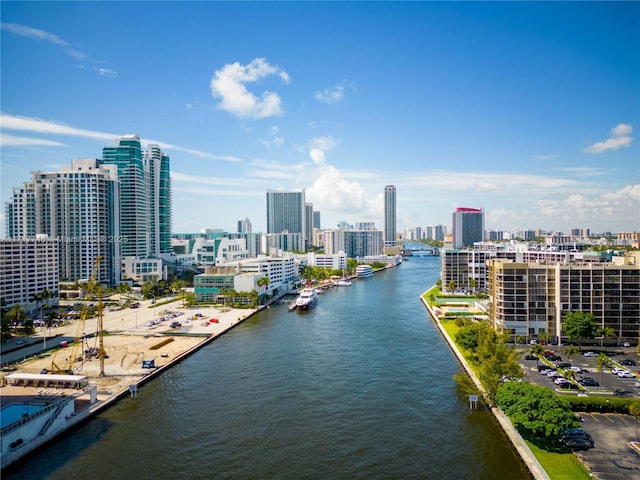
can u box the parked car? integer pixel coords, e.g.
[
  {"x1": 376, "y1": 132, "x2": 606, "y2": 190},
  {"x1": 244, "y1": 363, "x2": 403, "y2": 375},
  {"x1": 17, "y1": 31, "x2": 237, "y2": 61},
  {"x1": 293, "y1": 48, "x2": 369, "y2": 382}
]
[
  {"x1": 617, "y1": 370, "x2": 635, "y2": 378},
  {"x1": 569, "y1": 366, "x2": 583, "y2": 373},
  {"x1": 537, "y1": 364, "x2": 553, "y2": 372},
  {"x1": 546, "y1": 371, "x2": 562, "y2": 379},
  {"x1": 170, "y1": 321, "x2": 182, "y2": 328},
  {"x1": 619, "y1": 359, "x2": 637, "y2": 366},
  {"x1": 562, "y1": 436, "x2": 594, "y2": 450},
  {"x1": 623, "y1": 342, "x2": 631, "y2": 347},
  {"x1": 555, "y1": 362, "x2": 571, "y2": 369},
  {"x1": 554, "y1": 378, "x2": 571, "y2": 386},
  {"x1": 559, "y1": 428, "x2": 593, "y2": 442},
  {"x1": 583, "y1": 351, "x2": 598, "y2": 357},
  {"x1": 578, "y1": 377, "x2": 599, "y2": 387},
  {"x1": 523, "y1": 354, "x2": 537, "y2": 361}
]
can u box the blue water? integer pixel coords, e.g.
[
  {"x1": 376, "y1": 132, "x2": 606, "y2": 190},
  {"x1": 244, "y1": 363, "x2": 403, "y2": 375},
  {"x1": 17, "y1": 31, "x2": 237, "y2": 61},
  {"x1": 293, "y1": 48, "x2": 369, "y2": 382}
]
[
  {"x1": 1, "y1": 403, "x2": 46, "y2": 429},
  {"x1": 4, "y1": 256, "x2": 530, "y2": 479}
]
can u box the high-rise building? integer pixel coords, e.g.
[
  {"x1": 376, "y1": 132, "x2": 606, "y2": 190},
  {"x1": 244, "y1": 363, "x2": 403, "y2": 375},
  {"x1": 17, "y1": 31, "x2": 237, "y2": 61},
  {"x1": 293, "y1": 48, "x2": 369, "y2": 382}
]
[
  {"x1": 0, "y1": 236, "x2": 59, "y2": 310},
  {"x1": 384, "y1": 185, "x2": 396, "y2": 247},
  {"x1": 266, "y1": 189, "x2": 306, "y2": 246},
  {"x1": 5, "y1": 158, "x2": 120, "y2": 285},
  {"x1": 102, "y1": 134, "x2": 172, "y2": 260},
  {"x1": 102, "y1": 135, "x2": 148, "y2": 258},
  {"x1": 144, "y1": 144, "x2": 172, "y2": 255},
  {"x1": 237, "y1": 217, "x2": 252, "y2": 233},
  {"x1": 305, "y1": 202, "x2": 314, "y2": 250},
  {"x1": 313, "y1": 211, "x2": 321, "y2": 230},
  {"x1": 452, "y1": 207, "x2": 484, "y2": 249}
]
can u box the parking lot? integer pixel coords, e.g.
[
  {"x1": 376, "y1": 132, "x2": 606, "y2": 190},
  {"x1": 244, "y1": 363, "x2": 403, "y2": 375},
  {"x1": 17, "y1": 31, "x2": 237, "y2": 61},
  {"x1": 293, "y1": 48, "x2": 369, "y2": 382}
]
[
  {"x1": 576, "y1": 413, "x2": 640, "y2": 480},
  {"x1": 518, "y1": 346, "x2": 640, "y2": 478}
]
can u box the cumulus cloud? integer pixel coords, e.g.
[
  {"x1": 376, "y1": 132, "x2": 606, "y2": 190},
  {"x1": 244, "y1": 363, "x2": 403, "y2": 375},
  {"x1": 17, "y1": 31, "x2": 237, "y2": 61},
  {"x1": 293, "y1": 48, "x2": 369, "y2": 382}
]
[
  {"x1": 315, "y1": 81, "x2": 355, "y2": 104},
  {"x1": 210, "y1": 58, "x2": 290, "y2": 119},
  {"x1": 306, "y1": 165, "x2": 377, "y2": 218},
  {"x1": 584, "y1": 123, "x2": 633, "y2": 154},
  {"x1": 534, "y1": 184, "x2": 640, "y2": 227}
]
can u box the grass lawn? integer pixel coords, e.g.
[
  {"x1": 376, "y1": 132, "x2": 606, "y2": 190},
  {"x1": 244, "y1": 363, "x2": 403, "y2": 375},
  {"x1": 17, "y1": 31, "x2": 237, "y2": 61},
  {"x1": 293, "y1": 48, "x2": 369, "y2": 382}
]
[{"x1": 526, "y1": 441, "x2": 591, "y2": 480}]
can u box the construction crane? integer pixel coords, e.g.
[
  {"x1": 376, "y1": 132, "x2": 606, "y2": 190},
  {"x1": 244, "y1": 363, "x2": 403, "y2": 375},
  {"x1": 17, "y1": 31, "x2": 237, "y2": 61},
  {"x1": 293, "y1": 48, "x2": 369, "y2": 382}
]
[{"x1": 51, "y1": 256, "x2": 105, "y2": 375}]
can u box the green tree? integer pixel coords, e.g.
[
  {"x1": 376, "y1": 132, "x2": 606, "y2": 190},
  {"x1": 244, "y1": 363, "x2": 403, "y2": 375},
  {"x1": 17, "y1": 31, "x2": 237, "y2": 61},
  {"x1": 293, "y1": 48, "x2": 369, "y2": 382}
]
[
  {"x1": 538, "y1": 331, "x2": 550, "y2": 346},
  {"x1": 455, "y1": 322, "x2": 490, "y2": 353},
  {"x1": 6, "y1": 304, "x2": 26, "y2": 329},
  {"x1": 599, "y1": 326, "x2": 616, "y2": 348},
  {"x1": 563, "y1": 311, "x2": 599, "y2": 349},
  {"x1": 530, "y1": 343, "x2": 545, "y2": 365},
  {"x1": 447, "y1": 280, "x2": 456, "y2": 292},
  {"x1": 495, "y1": 382, "x2": 579, "y2": 439},
  {"x1": 476, "y1": 329, "x2": 523, "y2": 401},
  {"x1": 564, "y1": 345, "x2": 579, "y2": 365},
  {"x1": 596, "y1": 353, "x2": 609, "y2": 385},
  {"x1": 469, "y1": 278, "x2": 477, "y2": 294}
]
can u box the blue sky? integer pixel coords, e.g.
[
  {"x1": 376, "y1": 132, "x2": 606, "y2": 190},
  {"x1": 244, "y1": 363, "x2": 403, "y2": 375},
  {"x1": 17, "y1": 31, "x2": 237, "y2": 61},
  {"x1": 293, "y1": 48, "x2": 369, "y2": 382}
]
[{"x1": 1, "y1": 1, "x2": 639, "y2": 235}]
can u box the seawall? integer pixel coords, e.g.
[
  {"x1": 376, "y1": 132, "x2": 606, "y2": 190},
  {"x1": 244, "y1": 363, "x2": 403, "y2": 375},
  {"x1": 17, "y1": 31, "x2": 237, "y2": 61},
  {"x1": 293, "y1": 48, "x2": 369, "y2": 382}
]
[{"x1": 420, "y1": 292, "x2": 551, "y2": 480}]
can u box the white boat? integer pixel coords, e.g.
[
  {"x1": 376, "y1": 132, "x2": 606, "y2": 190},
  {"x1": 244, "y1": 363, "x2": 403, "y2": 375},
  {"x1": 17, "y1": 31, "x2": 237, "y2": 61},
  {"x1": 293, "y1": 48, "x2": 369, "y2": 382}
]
[
  {"x1": 355, "y1": 265, "x2": 373, "y2": 278},
  {"x1": 336, "y1": 278, "x2": 352, "y2": 286},
  {"x1": 295, "y1": 287, "x2": 318, "y2": 310}
]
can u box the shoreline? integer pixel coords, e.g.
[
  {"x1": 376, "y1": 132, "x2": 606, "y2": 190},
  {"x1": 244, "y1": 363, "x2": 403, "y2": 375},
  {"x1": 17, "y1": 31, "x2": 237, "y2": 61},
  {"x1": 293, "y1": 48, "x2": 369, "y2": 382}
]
[
  {"x1": 1, "y1": 303, "x2": 265, "y2": 470},
  {"x1": 419, "y1": 290, "x2": 550, "y2": 480}
]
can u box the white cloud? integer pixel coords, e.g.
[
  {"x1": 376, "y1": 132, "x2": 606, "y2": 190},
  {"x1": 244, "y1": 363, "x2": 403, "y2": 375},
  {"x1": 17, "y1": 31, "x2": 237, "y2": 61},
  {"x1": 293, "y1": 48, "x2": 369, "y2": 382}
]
[
  {"x1": 1, "y1": 113, "x2": 240, "y2": 162},
  {"x1": 310, "y1": 149, "x2": 325, "y2": 165},
  {"x1": 0, "y1": 133, "x2": 67, "y2": 147},
  {"x1": 1, "y1": 22, "x2": 69, "y2": 46},
  {"x1": 95, "y1": 67, "x2": 118, "y2": 78},
  {"x1": 306, "y1": 165, "x2": 378, "y2": 219},
  {"x1": 315, "y1": 81, "x2": 355, "y2": 104},
  {"x1": 1, "y1": 22, "x2": 88, "y2": 61},
  {"x1": 310, "y1": 135, "x2": 338, "y2": 151},
  {"x1": 210, "y1": 58, "x2": 290, "y2": 119},
  {"x1": 584, "y1": 123, "x2": 633, "y2": 154}
]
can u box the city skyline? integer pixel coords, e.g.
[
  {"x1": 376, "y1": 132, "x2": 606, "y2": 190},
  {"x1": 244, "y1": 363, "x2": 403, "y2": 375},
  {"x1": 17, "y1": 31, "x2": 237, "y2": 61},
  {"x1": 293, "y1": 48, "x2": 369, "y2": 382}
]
[{"x1": 2, "y1": 2, "x2": 639, "y2": 235}]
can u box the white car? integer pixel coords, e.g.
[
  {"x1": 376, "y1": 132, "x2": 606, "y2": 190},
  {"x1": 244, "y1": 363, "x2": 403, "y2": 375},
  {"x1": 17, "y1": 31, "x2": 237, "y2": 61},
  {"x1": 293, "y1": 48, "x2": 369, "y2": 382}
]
[
  {"x1": 611, "y1": 367, "x2": 625, "y2": 375},
  {"x1": 569, "y1": 366, "x2": 583, "y2": 373},
  {"x1": 583, "y1": 351, "x2": 598, "y2": 357},
  {"x1": 547, "y1": 371, "x2": 562, "y2": 379},
  {"x1": 617, "y1": 370, "x2": 635, "y2": 378}
]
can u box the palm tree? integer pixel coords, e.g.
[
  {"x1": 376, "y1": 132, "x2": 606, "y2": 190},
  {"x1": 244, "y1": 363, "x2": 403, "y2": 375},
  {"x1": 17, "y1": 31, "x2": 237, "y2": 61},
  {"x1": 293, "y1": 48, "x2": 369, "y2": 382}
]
[
  {"x1": 6, "y1": 304, "x2": 26, "y2": 332},
  {"x1": 530, "y1": 343, "x2": 545, "y2": 365},
  {"x1": 469, "y1": 278, "x2": 477, "y2": 294},
  {"x1": 565, "y1": 345, "x2": 579, "y2": 365},
  {"x1": 600, "y1": 326, "x2": 615, "y2": 348},
  {"x1": 597, "y1": 353, "x2": 609, "y2": 386},
  {"x1": 447, "y1": 280, "x2": 456, "y2": 292}
]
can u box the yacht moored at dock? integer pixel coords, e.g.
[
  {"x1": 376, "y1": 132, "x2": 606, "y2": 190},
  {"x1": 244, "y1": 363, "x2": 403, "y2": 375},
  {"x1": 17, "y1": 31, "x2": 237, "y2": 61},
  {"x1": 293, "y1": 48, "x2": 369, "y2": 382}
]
[
  {"x1": 355, "y1": 265, "x2": 373, "y2": 278},
  {"x1": 295, "y1": 288, "x2": 318, "y2": 310}
]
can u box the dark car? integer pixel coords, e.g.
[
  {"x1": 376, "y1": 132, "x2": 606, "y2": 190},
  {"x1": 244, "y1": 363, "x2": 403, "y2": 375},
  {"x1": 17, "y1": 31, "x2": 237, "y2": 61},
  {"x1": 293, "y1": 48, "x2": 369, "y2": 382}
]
[
  {"x1": 523, "y1": 354, "x2": 537, "y2": 361},
  {"x1": 578, "y1": 377, "x2": 599, "y2": 387},
  {"x1": 555, "y1": 362, "x2": 571, "y2": 369},
  {"x1": 170, "y1": 321, "x2": 182, "y2": 328},
  {"x1": 562, "y1": 436, "x2": 594, "y2": 450},
  {"x1": 547, "y1": 355, "x2": 562, "y2": 362},
  {"x1": 538, "y1": 364, "x2": 553, "y2": 372},
  {"x1": 620, "y1": 359, "x2": 637, "y2": 366},
  {"x1": 560, "y1": 428, "x2": 593, "y2": 442}
]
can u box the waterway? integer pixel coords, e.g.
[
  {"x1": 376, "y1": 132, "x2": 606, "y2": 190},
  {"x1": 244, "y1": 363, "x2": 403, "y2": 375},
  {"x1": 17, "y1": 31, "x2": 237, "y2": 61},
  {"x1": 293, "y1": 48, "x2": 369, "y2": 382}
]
[{"x1": 5, "y1": 255, "x2": 530, "y2": 479}]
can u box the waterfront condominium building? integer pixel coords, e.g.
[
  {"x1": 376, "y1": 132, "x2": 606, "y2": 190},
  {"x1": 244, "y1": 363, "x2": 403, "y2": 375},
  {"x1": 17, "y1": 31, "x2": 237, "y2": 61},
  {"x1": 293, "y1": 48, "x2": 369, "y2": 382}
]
[
  {"x1": 102, "y1": 134, "x2": 172, "y2": 259},
  {"x1": 486, "y1": 255, "x2": 640, "y2": 344},
  {"x1": 384, "y1": 185, "x2": 397, "y2": 247},
  {"x1": 5, "y1": 158, "x2": 120, "y2": 285},
  {"x1": 343, "y1": 229, "x2": 384, "y2": 258},
  {"x1": 452, "y1": 207, "x2": 484, "y2": 249},
  {"x1": 0, "y1": 236, "x2": 59, "y2": 311},
  {"x1": 266, "y1": 189, "x2": 306, "y2": 245}
]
